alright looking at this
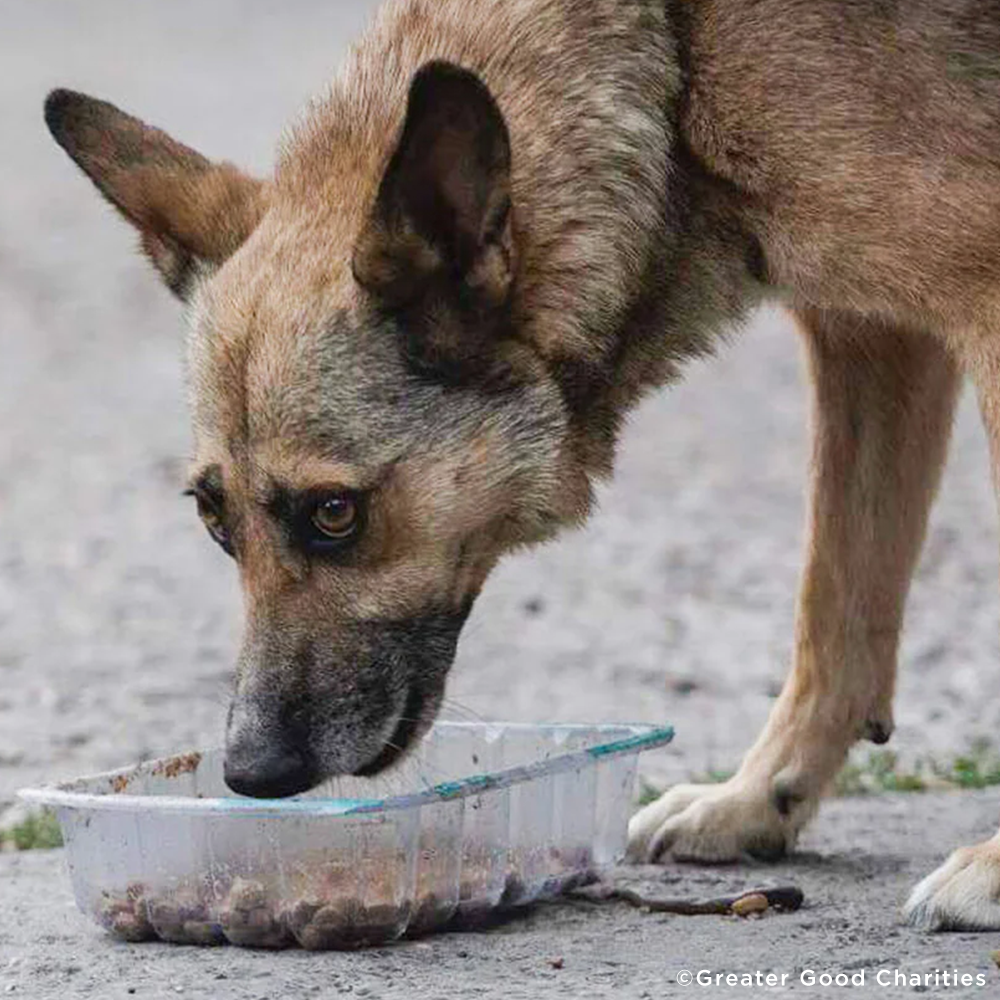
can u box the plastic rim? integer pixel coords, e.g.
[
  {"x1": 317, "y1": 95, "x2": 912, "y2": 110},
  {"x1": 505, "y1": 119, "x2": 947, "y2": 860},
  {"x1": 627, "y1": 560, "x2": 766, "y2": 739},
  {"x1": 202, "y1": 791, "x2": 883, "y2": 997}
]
[{"x1": 18, "y1": 722, "x2": 674, "y2": 818}]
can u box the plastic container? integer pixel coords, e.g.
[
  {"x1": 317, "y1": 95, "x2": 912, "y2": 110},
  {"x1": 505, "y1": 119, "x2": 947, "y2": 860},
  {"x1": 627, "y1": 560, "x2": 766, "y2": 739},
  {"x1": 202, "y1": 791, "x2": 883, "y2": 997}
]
[{"x1": 19, "y1": 721, "x2": 672, "y2": 949}]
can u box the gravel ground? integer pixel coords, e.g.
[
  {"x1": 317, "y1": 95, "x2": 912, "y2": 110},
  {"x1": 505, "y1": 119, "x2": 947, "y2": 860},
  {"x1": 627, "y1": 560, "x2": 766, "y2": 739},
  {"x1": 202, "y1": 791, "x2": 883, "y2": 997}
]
[
  {"x1": 3, "y1": 793, "x2": 1000, "y2": 1000},
  {"x1": 2, "y1": 2, "x2": 1000, "y2": 998}
]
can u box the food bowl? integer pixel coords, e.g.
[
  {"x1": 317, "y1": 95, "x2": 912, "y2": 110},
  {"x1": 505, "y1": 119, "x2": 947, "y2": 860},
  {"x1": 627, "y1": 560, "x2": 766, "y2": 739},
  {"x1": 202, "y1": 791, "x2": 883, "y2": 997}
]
[{"x1": 19, "y1": 721, "x2": 672, "y2": 949}]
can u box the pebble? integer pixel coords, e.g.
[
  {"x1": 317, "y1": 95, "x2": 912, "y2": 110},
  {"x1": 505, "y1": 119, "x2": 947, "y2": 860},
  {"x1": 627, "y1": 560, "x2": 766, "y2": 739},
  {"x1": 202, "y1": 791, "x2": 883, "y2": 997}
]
[{"x1": 731, "y1": 893, "x2": 769, "y2": 918}]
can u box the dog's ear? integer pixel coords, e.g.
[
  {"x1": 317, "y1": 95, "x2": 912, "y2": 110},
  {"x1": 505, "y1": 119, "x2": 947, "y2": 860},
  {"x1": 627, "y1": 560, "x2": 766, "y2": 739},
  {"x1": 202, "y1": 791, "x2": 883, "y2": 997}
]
[
  {"x1": 352, "y1": 62, "x2": 514, "y2": 312},
  {"x1": 44, "y1": 89, "x2": 267, "y2": 300}
]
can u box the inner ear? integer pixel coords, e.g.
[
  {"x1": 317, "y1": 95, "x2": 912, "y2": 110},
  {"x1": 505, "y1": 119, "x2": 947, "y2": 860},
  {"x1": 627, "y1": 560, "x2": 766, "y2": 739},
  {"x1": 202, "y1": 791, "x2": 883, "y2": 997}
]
[
  {"x1": 353, "y1": 61, "x2": 513, "y2": 308},
  {"x1": 44, "y1": 89, "x2": 267, "y2": 299}
]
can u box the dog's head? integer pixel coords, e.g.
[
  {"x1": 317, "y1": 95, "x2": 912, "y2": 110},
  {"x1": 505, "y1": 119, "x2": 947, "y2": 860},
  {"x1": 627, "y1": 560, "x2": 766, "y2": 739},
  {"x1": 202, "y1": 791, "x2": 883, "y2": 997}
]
[{"x1": 45, "y1": 63, "x2": 591, "y2": 795}]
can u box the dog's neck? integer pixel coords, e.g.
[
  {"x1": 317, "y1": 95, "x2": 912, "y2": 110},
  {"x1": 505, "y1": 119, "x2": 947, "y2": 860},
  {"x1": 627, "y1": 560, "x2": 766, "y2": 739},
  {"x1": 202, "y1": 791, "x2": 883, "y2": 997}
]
[{"x1": 278, "y1": 0, "x2": 758, "y2": 477}]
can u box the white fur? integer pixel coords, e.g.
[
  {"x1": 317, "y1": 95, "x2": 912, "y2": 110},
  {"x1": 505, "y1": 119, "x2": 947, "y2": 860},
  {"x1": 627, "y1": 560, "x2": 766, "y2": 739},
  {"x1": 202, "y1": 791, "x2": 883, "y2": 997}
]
[
  {"x1": 904, "y1": 838, "x2": 1000, "y2": 931},
  {"x1": 627, "y1": 777, "x2": 806, "y2": 864}
]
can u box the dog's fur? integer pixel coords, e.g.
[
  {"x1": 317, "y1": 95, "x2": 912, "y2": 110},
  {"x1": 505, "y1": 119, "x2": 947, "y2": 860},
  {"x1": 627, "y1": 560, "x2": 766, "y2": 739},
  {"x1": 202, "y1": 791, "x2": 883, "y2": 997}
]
[{"x1": 44, "y1": 0, "x2": 1000, "y2": 931}]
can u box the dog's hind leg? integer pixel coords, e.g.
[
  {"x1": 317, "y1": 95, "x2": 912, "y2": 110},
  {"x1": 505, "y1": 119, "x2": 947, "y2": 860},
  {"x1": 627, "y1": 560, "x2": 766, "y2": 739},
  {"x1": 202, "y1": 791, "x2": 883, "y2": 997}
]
[
  {"x1": 629, "y1": 309, "x2": 960, "y2": 863},
  {"x1": 905, "y1": 330, "x2": 1000, "y2": 930}
]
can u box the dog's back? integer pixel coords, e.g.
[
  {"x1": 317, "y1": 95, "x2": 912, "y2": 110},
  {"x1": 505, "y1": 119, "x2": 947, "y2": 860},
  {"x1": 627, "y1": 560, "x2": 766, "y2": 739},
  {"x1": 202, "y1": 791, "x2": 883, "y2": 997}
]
[{"x1": 680, "y1": 0, "x2": 1000, "y2": 329}]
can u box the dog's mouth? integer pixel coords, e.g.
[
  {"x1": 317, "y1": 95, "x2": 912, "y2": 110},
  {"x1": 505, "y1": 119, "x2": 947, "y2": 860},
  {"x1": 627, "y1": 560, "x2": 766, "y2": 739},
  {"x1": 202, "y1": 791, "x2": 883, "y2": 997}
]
[
  {"x1": 351, "y1": 682, "x2": 435, "y2": 777},
  {"x1": 347, "y1": 607, "x2": 469, "y2": 779}
]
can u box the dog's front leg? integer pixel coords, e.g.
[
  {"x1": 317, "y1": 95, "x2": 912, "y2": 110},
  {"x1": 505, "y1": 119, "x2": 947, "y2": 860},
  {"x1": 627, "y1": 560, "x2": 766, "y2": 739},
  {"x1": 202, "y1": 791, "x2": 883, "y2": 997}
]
[{"x1": 629, "y1": 310, "x2": 960, "y2": 863}]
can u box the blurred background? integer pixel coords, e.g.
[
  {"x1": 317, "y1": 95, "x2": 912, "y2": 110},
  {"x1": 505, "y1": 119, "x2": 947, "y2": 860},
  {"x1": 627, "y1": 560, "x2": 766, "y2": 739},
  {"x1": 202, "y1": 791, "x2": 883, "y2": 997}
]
[{"x1": 2, "y1": 0, "x2": 999, "y2": 829}]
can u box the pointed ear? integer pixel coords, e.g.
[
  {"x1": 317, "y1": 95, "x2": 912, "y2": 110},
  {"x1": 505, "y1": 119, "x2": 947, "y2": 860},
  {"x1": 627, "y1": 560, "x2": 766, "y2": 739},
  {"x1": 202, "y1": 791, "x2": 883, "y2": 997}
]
[
  {"x1": 352, "y1": 62, "x2": 514, "y2": 309},
  {"x1": 44, "y1": 89, "x2": 267, "y2": 300}
]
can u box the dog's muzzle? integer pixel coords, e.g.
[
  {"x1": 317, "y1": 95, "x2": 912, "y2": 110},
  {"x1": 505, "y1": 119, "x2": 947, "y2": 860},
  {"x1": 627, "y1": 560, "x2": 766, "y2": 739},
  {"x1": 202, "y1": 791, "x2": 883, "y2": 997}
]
[{"x1": 222, "y1": 607, "x2": 473, "y2": 798}]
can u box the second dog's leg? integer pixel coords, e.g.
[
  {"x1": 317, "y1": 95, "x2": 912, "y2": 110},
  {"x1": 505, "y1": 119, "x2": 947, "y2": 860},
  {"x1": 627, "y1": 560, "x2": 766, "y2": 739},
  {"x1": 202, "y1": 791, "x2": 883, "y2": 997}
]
[{"x1": 629, "y1": 310, "x2": 960, "y2": 862}]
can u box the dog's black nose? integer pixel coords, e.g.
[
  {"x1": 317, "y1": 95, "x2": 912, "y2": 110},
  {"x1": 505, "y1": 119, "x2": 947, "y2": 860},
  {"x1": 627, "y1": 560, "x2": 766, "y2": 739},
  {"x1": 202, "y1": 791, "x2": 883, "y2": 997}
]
[{"x1": 223, "y1": 743, "x2": 317, "y2": 799}]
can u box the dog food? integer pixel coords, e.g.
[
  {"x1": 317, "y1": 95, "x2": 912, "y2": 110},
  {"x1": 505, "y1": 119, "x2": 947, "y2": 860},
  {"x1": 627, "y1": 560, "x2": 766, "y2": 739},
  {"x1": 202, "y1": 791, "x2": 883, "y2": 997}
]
[
  {"x1": 97, "y1": 884, "x2": 155, "y2": 943},
  {"x1": 93, "y1": 846, "x2": 596, "y2": 948}
]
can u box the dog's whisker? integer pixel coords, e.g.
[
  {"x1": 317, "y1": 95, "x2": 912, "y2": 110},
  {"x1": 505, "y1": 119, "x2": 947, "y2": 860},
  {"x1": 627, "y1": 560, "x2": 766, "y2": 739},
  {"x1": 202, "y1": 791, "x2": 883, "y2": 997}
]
[
  {"x1": 438, "y1": 698, "x2": 489, "y2": 723},
  {"x1": 376, "y1": 740, "x2": 448, "y2": 793}
]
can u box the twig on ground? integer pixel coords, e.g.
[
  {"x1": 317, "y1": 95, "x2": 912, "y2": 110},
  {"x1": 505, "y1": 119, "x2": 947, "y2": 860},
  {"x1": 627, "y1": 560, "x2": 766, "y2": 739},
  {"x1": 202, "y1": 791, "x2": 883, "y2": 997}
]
[{"x1": 569, "y1": 883, "x2": 804, "y2": 917}]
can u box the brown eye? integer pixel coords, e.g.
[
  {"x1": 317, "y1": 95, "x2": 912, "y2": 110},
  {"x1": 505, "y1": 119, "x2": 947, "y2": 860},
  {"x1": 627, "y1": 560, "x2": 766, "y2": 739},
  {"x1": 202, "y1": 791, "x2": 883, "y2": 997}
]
[
  {"x1": 203, "y1": 508, "x2": 225, "y2": 539},
  {"x1": 311, "y1": 495, "x2": 358, "y2": 539},
  {"x1": 186, "y1": 489, "x2": 234, "y2": 557}
]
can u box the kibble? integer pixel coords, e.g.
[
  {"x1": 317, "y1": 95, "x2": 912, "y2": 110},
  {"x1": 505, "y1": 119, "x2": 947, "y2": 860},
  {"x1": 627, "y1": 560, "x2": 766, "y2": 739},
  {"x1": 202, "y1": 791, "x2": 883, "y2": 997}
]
[
  {"x1": 219, "y1": 878, "x2": 288, "y2": 948},
  {"x1": 147, "y1": 890, "x2": 223, "y2": 945},
  {"x1": 97, "y1": 884, "x2": 154, "y2": 942},
  {"x1": 91, "y1": 846, "x2": 594, "y2": 948}
]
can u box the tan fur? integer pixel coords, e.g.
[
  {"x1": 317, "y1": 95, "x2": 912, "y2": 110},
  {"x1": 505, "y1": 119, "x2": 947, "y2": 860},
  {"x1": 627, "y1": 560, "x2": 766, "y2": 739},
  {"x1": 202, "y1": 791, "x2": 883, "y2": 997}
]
[
  {"x1": 43, "y1": 0, "x2": 1000, "y2": 926},
  {"x1": 630, "y1": 313, "x2": 961, "y2": 861}
]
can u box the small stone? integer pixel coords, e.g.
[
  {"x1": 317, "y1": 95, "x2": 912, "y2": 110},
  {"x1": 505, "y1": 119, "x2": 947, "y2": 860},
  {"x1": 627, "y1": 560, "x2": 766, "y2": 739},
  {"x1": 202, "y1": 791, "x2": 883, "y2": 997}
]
[
  {"x1": 731, "y1": 893, "x2": 769, "y2": 917},
  {"x1": 670, "y1": 678, "x2": 699, "y2": 696},
  {"x1": 549, "y1": 957, "x2": 564, "y2": 970}
]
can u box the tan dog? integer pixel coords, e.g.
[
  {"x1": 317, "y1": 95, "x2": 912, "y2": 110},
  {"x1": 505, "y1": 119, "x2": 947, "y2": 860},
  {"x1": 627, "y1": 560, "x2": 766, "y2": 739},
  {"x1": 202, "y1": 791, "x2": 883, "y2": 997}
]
[{"x1": 43, "y1": 0, "x2": 1000, "y2": 932}]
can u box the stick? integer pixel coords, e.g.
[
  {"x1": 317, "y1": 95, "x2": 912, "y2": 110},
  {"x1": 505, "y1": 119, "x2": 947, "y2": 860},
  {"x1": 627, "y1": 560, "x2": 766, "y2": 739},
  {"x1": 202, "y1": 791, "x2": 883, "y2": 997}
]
[{"x1": 569, "y1": 883, "x2": 804, "y2": 916}]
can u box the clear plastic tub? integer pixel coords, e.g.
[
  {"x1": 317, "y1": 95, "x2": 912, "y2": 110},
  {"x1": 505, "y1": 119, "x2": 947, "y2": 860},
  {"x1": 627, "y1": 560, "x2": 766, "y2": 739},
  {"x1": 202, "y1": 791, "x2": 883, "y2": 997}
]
[{"x1": 18, "y1": 721, "x2": 672, "y2": 949}]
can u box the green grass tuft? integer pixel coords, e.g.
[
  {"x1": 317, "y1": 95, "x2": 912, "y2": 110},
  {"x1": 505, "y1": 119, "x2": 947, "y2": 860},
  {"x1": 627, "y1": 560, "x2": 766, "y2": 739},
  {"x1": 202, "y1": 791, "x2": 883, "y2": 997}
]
[
  {"x1": 0, "y1": 810, "x2": 64, "y2": 851},
  {"x1": 834, "y1": 750, "x2": 928, "y2": 795},
  {"x1": 930, "y1": 737, "x2": 1000, "y2": 790},
  {"x1": 635, "y1": 740, "x2": 1000, "y2": 809},
  {"x1": 835, "y1": 741, "x2": 1000, "y2": 798}
]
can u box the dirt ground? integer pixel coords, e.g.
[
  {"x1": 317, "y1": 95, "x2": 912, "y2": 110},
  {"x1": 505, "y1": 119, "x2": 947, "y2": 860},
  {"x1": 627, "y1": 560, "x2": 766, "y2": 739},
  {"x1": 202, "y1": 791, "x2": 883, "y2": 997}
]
[
  {"x1": 3, "y1": 2, "x2": 1000, "y2": 998},
  {"x1": 4, "y1": 792, "x2": 1000, "y2": 1000}
]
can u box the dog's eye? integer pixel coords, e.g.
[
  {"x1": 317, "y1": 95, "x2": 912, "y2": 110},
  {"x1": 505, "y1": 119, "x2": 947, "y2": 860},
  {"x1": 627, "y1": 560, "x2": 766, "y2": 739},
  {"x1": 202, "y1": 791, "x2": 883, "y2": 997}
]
[
  {"x1": 186, "y1": 489, "x2": 234, "y2": 557},
  {"x1": 311, "y1": 494, "x2": 359, "y2": 540},
  {"x1": 202, "y1": 507, "x2": 234, "y2": 555}
]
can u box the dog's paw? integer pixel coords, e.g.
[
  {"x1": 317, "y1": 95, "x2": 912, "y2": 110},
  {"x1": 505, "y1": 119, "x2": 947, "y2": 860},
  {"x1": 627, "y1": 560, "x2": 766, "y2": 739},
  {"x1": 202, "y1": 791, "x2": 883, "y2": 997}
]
[
  {"x1": 626, "y1": 779, "x2": 811, "y2": 864},
  {"x1": 904, "y1": 838, "x2": 1000, "y2": 931}
]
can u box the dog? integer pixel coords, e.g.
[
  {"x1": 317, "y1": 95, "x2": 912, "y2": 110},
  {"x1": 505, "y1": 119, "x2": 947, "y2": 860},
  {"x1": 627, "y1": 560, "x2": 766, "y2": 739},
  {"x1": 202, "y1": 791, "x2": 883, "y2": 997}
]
[{"x1": 43, "y1": 0, "x2": 1000, "y2": 932}]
